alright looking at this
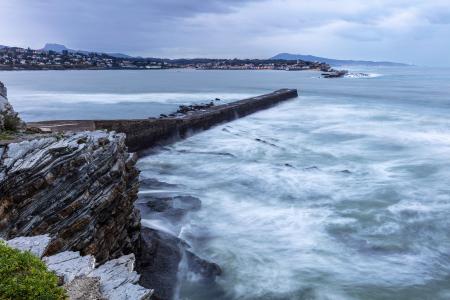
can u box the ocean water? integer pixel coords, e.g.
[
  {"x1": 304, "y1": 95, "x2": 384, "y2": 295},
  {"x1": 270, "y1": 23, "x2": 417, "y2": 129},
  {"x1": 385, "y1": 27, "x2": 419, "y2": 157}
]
[{"x1": 3, "y1": 67, "x2": 450, "y2": 299}]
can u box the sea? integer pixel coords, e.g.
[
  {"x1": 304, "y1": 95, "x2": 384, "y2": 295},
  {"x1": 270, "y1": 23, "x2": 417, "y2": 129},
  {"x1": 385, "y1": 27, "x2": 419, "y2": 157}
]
[{"x1": 2, "y1": 67, "x2": 450, "y2": 300}]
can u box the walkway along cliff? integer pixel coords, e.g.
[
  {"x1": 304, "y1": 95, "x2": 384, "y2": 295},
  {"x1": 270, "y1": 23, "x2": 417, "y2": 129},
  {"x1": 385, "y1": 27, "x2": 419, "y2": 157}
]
[{"x1": 1, "y1": 86, "x2": 298, "y2": 299}]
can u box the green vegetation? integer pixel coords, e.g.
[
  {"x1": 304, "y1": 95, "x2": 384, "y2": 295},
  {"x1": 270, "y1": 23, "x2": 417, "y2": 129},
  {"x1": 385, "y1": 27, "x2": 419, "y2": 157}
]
[
  {"x1": 3, "y1": 114, "x2": 21, "y2": 131},
  {"x1": 0, "y1": 241, "x2": 67, "y2": 300},
  {"x1": 0, "y1": 131, "x2": 15, "y2": 140}
]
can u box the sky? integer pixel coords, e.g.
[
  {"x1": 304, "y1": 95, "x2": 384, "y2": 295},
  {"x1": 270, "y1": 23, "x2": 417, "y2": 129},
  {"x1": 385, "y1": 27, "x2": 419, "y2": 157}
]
[{"x1": 1, "y1": 0, "x2": 450, "y2": 66}]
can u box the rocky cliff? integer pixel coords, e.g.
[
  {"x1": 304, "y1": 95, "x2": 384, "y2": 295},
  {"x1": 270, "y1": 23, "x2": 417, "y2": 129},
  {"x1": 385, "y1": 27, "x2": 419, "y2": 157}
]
[
  {"x1": 0, "y1": 81, "x2": 22, "y2": 132},
  {"x1": 0, "y1": 131, "x2": 141, "y2": 264}
]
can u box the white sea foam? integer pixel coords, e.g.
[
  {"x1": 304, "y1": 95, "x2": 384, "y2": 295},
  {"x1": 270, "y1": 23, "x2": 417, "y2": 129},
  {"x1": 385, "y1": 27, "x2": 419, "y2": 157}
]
[
  {"x1": 138, "y1": 91, "x2": 450, "y2": 299},
  {"x1": 345, "y1": 72, "x2": 383, "y2": 78},
  {"x1": 11, "y1": 91, "x2": 255, "y2": 105}
]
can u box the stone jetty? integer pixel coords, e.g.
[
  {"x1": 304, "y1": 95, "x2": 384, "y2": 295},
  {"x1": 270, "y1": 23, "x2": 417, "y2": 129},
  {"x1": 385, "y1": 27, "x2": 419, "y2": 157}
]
[{"x1": 28, "y1": 89, "x2": 298, "y2": 152}]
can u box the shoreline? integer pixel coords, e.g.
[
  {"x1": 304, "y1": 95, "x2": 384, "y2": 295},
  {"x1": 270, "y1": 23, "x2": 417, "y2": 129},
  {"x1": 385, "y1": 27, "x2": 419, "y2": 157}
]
[
  {"x1": 1, "y1": 87, "x2": 298, "y2": 299},
  {"x1": 0, "y1": 67, "x2": 324, "y2": 72}
]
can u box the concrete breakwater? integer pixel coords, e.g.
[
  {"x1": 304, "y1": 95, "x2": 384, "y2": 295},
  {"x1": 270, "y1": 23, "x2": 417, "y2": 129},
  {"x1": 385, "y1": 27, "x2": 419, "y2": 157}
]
[{"x1": 28, "y1": 89, "x2": 298, "y2": 152}]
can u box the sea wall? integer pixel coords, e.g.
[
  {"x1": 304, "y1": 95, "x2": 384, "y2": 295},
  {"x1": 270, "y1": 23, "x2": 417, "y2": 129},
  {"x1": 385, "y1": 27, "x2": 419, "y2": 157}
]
[
  {"x1": 95, "y1": 89, "x2": 298, "y2": 152},
  {"x1": 28, "y1": 89, "x2": 298, "y2": 152}
]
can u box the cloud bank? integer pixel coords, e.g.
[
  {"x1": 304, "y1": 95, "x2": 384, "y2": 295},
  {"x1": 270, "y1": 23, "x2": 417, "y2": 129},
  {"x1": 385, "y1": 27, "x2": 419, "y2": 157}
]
[{"x1": 1, "y1": 0, "x2": 450, "y2": 65}]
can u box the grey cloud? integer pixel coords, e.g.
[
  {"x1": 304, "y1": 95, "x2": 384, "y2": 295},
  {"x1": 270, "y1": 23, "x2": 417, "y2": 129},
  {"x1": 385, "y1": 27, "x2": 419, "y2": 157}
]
[{"x1": 1, "y1": 0, "x2": 450, "y2": 65}]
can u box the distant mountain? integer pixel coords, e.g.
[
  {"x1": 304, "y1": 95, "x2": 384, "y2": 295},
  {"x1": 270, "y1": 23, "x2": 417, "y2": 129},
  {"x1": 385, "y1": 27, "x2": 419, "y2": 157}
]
[
  {"x1": 41, "y1": 43, "x2": 72, "y2": 53},
  {"x1": 271, "y1": 53, "x2": 409, "y2": 67},
  {"x1": 40, "y1": 43, "x2": 131, "y2": 58},
  {"x1": 107, "y1": 53, "x2": 132, "y2": 59}
]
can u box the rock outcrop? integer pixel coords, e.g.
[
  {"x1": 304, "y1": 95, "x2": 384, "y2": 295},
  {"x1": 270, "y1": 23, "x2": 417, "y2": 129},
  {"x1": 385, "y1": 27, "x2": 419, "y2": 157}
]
[
  {"x1": 0, "y1": 131, "x2": 141, "y2": 264},
  {"x1": 0, "y1": 81, "x2": 22, "y2": 132},
  {"x1": 136, "y1": 179, "x2": 222, "y2": 300},
  {"x1": 4, "y1": 234, "x2": 152, "y2": 300}
]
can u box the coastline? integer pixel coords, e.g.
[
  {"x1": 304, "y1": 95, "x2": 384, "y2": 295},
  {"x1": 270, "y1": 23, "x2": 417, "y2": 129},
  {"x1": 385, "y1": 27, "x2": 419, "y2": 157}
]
[{"x1": 0, "y1": 85, "x2": 298, "y2": 299}]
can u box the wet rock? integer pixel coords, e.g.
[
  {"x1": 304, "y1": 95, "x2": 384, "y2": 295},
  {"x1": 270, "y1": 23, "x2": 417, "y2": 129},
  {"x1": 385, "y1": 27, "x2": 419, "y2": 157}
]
[
  {"x1": 176, "y1": 102, "x2": 215, "y2": 115},
  {"x1": 254, "y1": 138, "x2": 278, "y2": 148},
  {"x1": 137, "y1": 227, "x2": 183, "y2": 300},
  {"x1": 304, "y1": 166, "x2": 319, "y2": 171},
  {"x1": 338, "y1": 170, "x2": 352, "y2": 174},
  {"x1": 185, "y1": 250, "x2": 222, "y2": 280},
  {"x1": 140, "y1": 178, "x2": 178, "y2": 190},
  {"x1": 137, "y1": 227, "x2": 220, "y2": 300},
  {"x1": 322, "y1": 70, "x2": 348, "y2": 78},
  {"x1": 143, "y1": 195, "x2": 202, "y2": 221}
]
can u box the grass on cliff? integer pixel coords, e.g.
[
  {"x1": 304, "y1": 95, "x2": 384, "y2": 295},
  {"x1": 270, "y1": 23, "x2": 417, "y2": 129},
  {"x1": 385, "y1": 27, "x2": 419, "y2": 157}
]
[
  {"x1": 0, "y1": 241, "x2": 67, "y2": 300},
  {"x1": 0, "y1": 131, "x2": 15, "y2": 140}
]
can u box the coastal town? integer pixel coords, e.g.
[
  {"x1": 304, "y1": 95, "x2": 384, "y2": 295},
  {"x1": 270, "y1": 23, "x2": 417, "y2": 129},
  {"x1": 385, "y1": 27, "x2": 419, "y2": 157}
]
[{"x1": 0, "y1": 45, "x2": 336, "y2": 72}]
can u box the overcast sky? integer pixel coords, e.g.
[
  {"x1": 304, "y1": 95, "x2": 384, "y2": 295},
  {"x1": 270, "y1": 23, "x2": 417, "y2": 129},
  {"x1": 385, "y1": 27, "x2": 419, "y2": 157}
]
[{"x1": 1, "y1": 0, "x2": 450, "y2": 66}]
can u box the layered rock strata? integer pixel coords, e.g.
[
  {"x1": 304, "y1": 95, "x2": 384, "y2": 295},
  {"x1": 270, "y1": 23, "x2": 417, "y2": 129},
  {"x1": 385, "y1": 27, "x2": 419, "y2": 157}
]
[{"x1": 0, "y1": 131, "x2": 141, "y2": 264}]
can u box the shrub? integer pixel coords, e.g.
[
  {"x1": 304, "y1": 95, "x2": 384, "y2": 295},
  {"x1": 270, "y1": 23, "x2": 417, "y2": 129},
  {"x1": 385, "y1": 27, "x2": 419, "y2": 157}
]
[
  {"x1": 2, "y1": 114, "x2": 21, "y2": 131},
  {"x1": 0, "y1": 241, "x2": 67, "y2": 300}
]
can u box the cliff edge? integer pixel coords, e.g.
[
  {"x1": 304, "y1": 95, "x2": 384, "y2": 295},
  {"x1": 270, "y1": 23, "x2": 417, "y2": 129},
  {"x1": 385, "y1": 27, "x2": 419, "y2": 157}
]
[
  {"x1": 0, "y1": 131, "x2": 141, "y2": 264},
  {"x1": 0, "y1": 81, "x2": 22, "y2": 132}
]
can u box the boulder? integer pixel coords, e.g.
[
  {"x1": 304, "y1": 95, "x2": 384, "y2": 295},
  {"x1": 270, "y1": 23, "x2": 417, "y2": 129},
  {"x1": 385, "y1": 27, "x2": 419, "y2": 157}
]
[
  {"x1": 137, "y1": 227, "x2": 221, "y2": 300},
  {"x1": 64, "y1": 276, "x2": 105, "y2": 300},
  {"x1": 143, "y1": 195, "x2": 202, "y2": 221},
  {"x1": 4, "y1": 234, "x2": 51, "y2": 258}
]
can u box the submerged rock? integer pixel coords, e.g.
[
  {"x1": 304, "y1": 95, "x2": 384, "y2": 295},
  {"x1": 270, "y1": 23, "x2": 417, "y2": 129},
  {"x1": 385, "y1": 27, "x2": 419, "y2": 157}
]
[
  {"x1": 140, "y1": 194, "x2": 202, "y2": 223},
  {"x1": 146, "y1": 195, "x2": 201, "y2": 212},
  {"x1": 140, "y1": 178, "x2": 179, "y2": 190},
  {"x1": 137, "y1": 227, "x2": 221, "y2": 300},
  {"x1": 185, "y1": 250, "x2": 222, "y2": 280},
  {"x1": 137, "y1": 228, "x2": 183, "y2": 300}
]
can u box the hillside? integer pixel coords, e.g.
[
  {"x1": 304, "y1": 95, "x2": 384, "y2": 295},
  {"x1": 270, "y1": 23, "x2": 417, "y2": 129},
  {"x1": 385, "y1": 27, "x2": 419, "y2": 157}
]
[{"x1": 271, "y1": 53, "x2": 409, "y2": 67}]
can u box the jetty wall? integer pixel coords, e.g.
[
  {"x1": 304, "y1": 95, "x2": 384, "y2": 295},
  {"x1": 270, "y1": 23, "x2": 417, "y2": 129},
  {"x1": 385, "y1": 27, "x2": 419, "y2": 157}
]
[{"x1": 29, "y1": 89, "x2": 298, "y2": 152}]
